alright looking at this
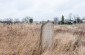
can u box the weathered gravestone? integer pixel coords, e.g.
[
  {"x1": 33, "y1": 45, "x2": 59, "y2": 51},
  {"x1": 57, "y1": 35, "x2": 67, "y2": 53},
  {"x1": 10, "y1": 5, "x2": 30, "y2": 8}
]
[{"x1": 40, "y1": 22, "x2": 54, "y2": 54}]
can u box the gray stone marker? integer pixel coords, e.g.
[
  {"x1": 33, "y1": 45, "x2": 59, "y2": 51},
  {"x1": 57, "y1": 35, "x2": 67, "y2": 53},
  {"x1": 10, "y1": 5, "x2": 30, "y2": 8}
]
[{"x1": 40, "y1": 22, "x2": 54, "y2": 53}]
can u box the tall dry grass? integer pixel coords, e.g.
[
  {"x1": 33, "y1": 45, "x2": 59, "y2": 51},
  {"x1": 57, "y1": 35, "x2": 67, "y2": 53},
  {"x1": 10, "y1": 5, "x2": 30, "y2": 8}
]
[{"x1": 0, "y1": 24, "x2": 85, "y2": 55}]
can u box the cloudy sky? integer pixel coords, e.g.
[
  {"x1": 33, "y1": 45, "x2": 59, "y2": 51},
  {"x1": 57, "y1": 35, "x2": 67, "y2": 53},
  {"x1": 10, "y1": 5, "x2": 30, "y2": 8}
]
[{"x1": 0, "y1": 0, "x2": 85, "y2": 21}]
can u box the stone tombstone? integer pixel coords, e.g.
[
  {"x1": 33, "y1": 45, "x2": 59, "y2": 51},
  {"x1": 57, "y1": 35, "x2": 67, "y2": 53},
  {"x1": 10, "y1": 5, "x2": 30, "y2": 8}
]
[{"x1": 40, "y1": 22, "x2": 54, "y2": 53}]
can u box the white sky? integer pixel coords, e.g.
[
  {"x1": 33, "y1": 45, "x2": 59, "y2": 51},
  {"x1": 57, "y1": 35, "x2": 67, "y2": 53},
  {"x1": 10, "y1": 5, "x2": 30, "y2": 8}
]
[{"x1": 0, "y1": 0, "x2": 85, "y2": 21}]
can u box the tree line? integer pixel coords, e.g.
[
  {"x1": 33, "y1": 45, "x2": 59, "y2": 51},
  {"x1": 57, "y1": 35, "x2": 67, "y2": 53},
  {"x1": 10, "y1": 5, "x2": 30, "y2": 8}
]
[
  {"x1": 54, "y1": 14, "x2": 85, "y2": 25},
  {"x1": 0, "y1": 14, "x2": 85, "y2": 25},
  {"x1": 0, "y1": 16, "x2": 33, "y2": 24}
]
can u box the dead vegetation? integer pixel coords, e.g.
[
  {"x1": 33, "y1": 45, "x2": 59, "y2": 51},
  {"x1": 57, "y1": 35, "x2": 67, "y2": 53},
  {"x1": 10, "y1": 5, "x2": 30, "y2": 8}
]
[{"x1": 0, "y1": 24, "x2": 85, "y2": 55}]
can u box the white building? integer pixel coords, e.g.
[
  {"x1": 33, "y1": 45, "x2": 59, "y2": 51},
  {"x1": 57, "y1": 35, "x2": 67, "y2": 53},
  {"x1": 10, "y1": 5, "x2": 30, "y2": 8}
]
[{"x1": 82, "y1": 19, "x2": 85, "y2": 23}]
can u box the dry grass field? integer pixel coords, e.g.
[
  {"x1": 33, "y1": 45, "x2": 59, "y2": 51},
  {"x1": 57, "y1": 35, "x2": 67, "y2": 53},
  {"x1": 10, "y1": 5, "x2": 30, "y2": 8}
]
[{"x1": 0, "y1": 24, "x2": 85, "y2": 55}]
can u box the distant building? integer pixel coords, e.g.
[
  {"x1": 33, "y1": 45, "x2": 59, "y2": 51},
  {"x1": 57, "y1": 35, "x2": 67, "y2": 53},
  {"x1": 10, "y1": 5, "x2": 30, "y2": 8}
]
[
  {"x1": 82, "y1": 19, "x2": 85, "y2": 23},
  {"x1": 64, "y1": 19, "x2": 74, "y2": 24}
]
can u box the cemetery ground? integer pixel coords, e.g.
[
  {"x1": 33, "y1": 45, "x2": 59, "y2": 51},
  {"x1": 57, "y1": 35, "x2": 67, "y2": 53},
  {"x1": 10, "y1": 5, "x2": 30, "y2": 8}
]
[{"x1": 0, "y1": 23, "x2": 85, "y2": 55}]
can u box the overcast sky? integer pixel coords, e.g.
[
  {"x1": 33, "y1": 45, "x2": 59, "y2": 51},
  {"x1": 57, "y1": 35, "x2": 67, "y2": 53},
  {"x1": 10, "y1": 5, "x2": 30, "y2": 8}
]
[{"x1": 0, "y1": 0, "x2": 85, "y2": 21}]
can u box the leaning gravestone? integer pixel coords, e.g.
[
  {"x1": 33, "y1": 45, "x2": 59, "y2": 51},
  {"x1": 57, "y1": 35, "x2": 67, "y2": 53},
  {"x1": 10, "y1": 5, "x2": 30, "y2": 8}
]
[{"x1": 40, "y1": 22, "x2": 54, "y2": 54}]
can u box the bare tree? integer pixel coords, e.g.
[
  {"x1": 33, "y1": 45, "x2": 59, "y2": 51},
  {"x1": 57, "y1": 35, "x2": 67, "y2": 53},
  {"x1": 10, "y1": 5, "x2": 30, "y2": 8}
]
[
  {"x1": 14, "y1": 18, "x2": 20, "y2": 24},
  {"x1": 22, "y1": 16, "x2": 30, "y2": 23},
  {"x1": 54, "y1": 17, "x2": 58, "y2": 24},
  {"x1": 2, "y1": 18, "x2": 13, "y2": 24}
]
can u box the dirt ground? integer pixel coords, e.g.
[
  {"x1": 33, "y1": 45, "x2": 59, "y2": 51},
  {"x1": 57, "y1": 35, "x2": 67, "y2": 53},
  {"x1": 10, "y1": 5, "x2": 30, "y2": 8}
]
[{"x1": 0, "y1": 24, "x2": 85, "y2": 55}]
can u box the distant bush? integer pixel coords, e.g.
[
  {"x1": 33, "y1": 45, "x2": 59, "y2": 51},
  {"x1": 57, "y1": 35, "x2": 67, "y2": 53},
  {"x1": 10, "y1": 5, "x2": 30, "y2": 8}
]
[{"x1": 29, "y1": 18, "x2": 33, "y2": 23}]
